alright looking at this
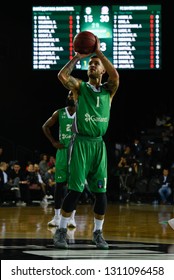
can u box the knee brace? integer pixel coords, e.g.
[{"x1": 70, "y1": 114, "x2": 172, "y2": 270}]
[{"x1": 62, "y1": 190, "x2": 81, "y2": 212}]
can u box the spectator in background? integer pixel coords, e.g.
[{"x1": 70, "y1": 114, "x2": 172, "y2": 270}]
[
  {"x1": 7, "y1": 161, "x2": 31, "y2": 205},
  {"x1": 158, "y1": 168, "x2": 172, "y2": 204},
  {"x1": 26, "y1": 163, "x2": 48, "y2": 205},
  {"x1": 38, "y1": 153, "x2": 49, "y2": 178},
  {"x1": 141, "y1": 146, "x2": 157, "y2": 179},
  {"x1": 131, "y1": 138, "x2": 143, "y2": 160},
  {"x1": 121, "y1": 145, "x2": 133, "y2": 164},
  {"x1": 47, "y1": 155, "x2": 56, "y2": 168},
  {"x1": 33, "y1": 163, "x2": 48, "y2": 205},
  {"x1": 0, "y1": 161, "x2": 26, "y2": 206},
  {"x1": 44, "y1": 165, "x2": 56, "y2": 197}
]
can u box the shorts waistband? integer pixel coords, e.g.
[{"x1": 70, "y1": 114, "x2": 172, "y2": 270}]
[{"x1": 76, "y1": 134, "x2": 102, "y2": 142}]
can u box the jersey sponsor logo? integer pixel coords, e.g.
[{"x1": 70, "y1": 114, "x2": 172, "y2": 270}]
[
  {"x1": 61, "y1": 134, "x2": 72, "y2": 140},
  {"x1": 85, "y1": 113, "x2": 108, "y2": 123}
]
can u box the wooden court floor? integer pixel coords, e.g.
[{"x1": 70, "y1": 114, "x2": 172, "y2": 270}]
[{"x1": 0, "y1": 202, "x2": 174, "y2": 260}]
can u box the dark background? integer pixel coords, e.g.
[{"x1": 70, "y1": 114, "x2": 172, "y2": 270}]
[{"x1": 0, "y1": 0, "x2": 173, "y2": 162}]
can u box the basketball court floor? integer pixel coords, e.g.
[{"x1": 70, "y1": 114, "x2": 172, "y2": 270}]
[{"x1": 0, "y1": 202, "x2": 174, "y2": 260}]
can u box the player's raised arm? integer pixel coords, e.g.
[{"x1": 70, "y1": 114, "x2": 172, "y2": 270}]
[
  {"x1": 57, "y1": 52, "x2": 90, "y2": 98},
  {"x1": 94, "y1": 36, "x2": 119, "y2": 100}
]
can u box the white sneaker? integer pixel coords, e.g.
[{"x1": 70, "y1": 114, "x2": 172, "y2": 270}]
[
  {"x1": 46, "y1": 195, "x2": 53, "y2": 199},
  {"x1": 16, "y1": 201, "x2": 26, "y2": 207},
  {"x1": 67, "y1": 218, "x2": 76, "y2": 228},
  {"x1": 168, "y1": 218, "x2": 174, "y2": 230},
  {"x1": 11, "y1": 187, "x2": 20, "y2": 191},
  {"x1": 41, "y1": 197, "x2": 48, "y2": 205},
  {"x1": 48, "y1": 216, "x2": 60, "y2": 227}
]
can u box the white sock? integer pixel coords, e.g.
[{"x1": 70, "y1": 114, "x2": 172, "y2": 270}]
[
  {"x1": 54, "y1": 209, "x2": 60, "y2": 217},
  {"x1": 93, "y1": 218, "x2": 104, "y2": 232},
  {"x1": 71, "y1": 210, "x2": 76, "y2": 219}
]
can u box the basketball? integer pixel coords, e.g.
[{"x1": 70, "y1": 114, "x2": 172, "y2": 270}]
[{"x1": 73, "y1": 31, "x2": 96, "y2": 54}]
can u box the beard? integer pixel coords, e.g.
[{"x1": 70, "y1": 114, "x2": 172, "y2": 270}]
[
  {"x1": 88, "y1": 72, "x2": 96, "y2": 79},
  {"x1": 66, "y1": 98, "x2": 75, "y2": 107}
]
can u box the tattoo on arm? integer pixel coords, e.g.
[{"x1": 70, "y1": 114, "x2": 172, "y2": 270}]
[
  {"x1": 65, "y1": 57, "x2": 79, "y2": 76},
  {"x1": 107, "y1": 79, "x2": 119, "y2": 93},
  {"x1": 64, "y1": 76, "x2": 78, "y2": 89}
]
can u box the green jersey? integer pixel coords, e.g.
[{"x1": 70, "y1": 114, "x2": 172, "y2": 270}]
[
  {"x1": 55, "y1": 107, "x2": 75, "y2": 183},
  {"x1": 58, "y1": 107, "x2": 75, "y2": 148},
  {"x1": 74, "y1": 82, "x2": 110, "y2": 137}
]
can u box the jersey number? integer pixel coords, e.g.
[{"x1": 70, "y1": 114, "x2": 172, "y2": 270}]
[{"x1": 96, "y1": 96, "x2": 100, "y2": 107}]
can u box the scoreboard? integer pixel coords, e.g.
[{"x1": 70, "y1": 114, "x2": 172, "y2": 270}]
[{"x1": 32, "y1": 5, "x2": 161, "y2": 70}]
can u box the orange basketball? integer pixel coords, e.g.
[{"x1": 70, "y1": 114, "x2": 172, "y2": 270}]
[{"x1": 73, "y1": 31, "x2": 96, "y2": 54}]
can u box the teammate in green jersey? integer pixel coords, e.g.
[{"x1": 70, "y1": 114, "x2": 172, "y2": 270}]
[
  {"x1": 42, "y1": 91, "x2": 76, "y2": 228},
  {"x1": 53, "y1": 35, "x2": 119, "y2": 249}
]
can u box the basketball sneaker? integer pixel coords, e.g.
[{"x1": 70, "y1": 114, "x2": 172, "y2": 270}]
[
  {"x1": 92, "y1": 230, "x2": 109, "y2": 249},
  {"x1": 16, "y1": 201, "x2": 27, "y2": 207},
  {"x1": 53, "y1": 228, "x2": 68, "y2": 248},
  {"x1": 41, "y1": 197, "x2": 48, "y2": 206},
  {"x1": 47, "y1": 215, "x2": 60, "y2": 227},
  {"x1": 168, "y1": 218, "x2": 174, "y2": 230},
  {"x1": 67, "y1": 218, "x2": 76, "y2": 228}
]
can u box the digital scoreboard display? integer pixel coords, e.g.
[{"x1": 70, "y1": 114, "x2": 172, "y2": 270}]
[{"x1": 32, "y1": 5, "x2": 161, "y2": 70}]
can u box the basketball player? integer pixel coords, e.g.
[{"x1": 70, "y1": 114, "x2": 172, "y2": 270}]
[
  {"x1": 53, "y1": 35, "x2": 119, "y2": 249},
  {"x1": 42, "y1": 91, "x2": 76, "y2": 228},
  {"x1": 168, "y1": 218, "x2": 174, "y2": 230}
]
